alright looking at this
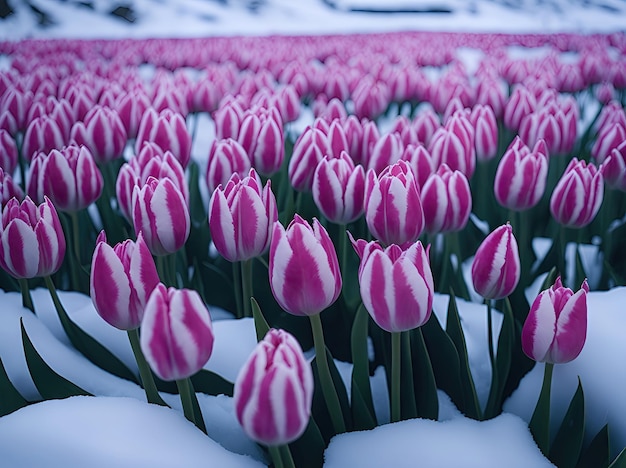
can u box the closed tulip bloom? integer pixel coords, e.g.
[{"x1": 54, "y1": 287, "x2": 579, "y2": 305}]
[
  {"x1": 0, "y1": 196, "x2": 65, "y2": 278},
  {"x1": 365, "y1": 160, "x2": 424, "y2": 246},
  {"x1": 213, "y1": 98, "x2": 245, "y2": 140},
  {"x1": 234, "y1": 328, "x2": 313, "y2": 446},
  {"x1": 237, "y1": 107, "x2": 284, "y2": 177},
  {"x1": 604, "y1": 143, "x2": 626, "y2": 192},
  {"x1": 550, "y1": 158, "x2": 604, "y2": 228},
  {"x1": 494, "y1": 137, "x2": 549, "y2": 211},
  {"x1": 522, "y1": 277, "x2": 588, "y2": 363},
  {"x1": 39, "y1": 145, "x2": 104, "y2": 212},
  {"x1": 591, "y1": 122, "x2": 626, "y2": 164},
  {"x1": 471, "y1": 223, "x2": 520, "y2": 300},
  {"x1": 132, "y1": 176, "x2": 190, "y2": 256},
  {"x1": 90, "y1": 231, "x2": 160, "y2": 330},
  {"x1": 470, "y1": 104, "x2": 498, "y2": 162},
  {"x1": 0, "y1": 169, "x2": 23, "y2": 208},
  {"x1": 140, "y1": 284, "x2": 215, "y2": 381},
  {"x1": 114, "y1": 88, "x2": 151, "y2": 139},
  {"x1": 367, "y1": 132, "x2": 404, "y2": 175},
  {"x1": 428, "y1": 126, "x2": 475, "y2": 179},
  {"x1": 70, "y1": 105, "x2": 127, "y2": 164},
  {"x1": 421, "y1": 164, "x2": 472, "y2": 234},
  {"x1": 205, "y1": 138, "x2": 251, "y2": 194},
  {"x1": 0, "y1": 129, "x2": 18, "y2": 174},
  {"x1": 401, "y1": 144, "x2": 435, "y2": 189},
  {"x1": 269, "y1": 215, "x2": 341, "y2": 316},
  {"x1": 209, "y1": 169, "x2": 277, "y2": 262},
  {"x1": 504, "y1": 85, "x2": 536, "y2": 132},
  {"x1": 351, "y1": 236, "x2": 434, "y2": 333},
  {"x1": 22, "y1": 115, "x2": 66, "y2": 162},
  {"x1": 313, "y1": 152, "x2": 365, "y2": 224},
  {"x1": 289, "y1": 126, "x2": 331, "y2": 192},
  {"x1": 135, "y1": 108, "x2": 191, "y2": 169}
]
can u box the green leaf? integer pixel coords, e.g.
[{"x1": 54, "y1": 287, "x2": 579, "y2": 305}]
[
  {"x1": 400, "y1": 331, "x2": 418, "y2": 420},
  {"x1": 445, "y1": 289, "x2": 482, "y2": 420},
  {"x1": 574, "y1": 247, "x2": 587, "y2": 291},
  {"x1": 21, "y1": 319, "x2": 91, "y2": 399},
  {"x1": 410, "y1": 327, "x2": 438, "y2": 420},
  {"x1": 484, "y1": 297, "x2": 515, "y2": 419},
  {"x1": 191, "y1": 369, "x2": 234, "y2": 397},
  {"x1": 576, "y1": 424, "x2": 610, "y2": 468},
  {"x1": 550, "y1": 378, "x2": 585, "y2": 468},
  {"x1": 44, "y1": 276, "x2": 138, "y2": 384},
  {"x1": 530, "y1": 362, "x2": 554, "y2": 456},
  {"x1": 251, "y1": 297, "x2": 271, "y2": 342},
  {"x1": 609, "y1": 447, "x2": 626, "y2": 468},
  {"x1": 0, "y1": 356, "x2": 29, "y2": 416},
  {"x1": 350, "y1": 304, "x2": 377, "y2": 430},
  {"x1": 288, "y1": 417, "x2": 326, "y2": 468}
]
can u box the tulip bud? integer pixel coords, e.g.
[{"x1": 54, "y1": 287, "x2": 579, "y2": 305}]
[
  {"x1": 90, "y1": 231, "x2": 160, "y2": 330},
  {"x1": 504, "y1": 85, "x2": 536, "y2": 132},
  {"x1": 70, "y1": 105, "x2": 127, "y2": 164},
  {"x1": 39, "y1": 145, "x2": 104, "y2": 212},
  {"x1": 237, "y1": 107, "x2": 284, "y2": 177},
  {"x1": 0, "y1": 168, "x2": 23, "y2": 208},
  {"x1": 234, "y1": 328, "x2": 313, "y2": 446},
  {"x1": 604, "y1": 143, "x2": 626, "y2": 192},
  {"x1": 401, "y1": 144, "x2": 434, "y2": 189},
  {"x1": 132, "y1": 177, "x2": 190, "y2": 256},
  {"x1": 367, "y1": 132, "x2": 404, "y2": 175},
  {"x1": 213, "y1": 97, "x2": 245, "y2": 140},
  {"x1": 550, "y1": 158, "x2": 604, "y2": 228},
  {"x1": 135, "y1": 108, "x2": 191, "y2": 169},
  {"x1": 288, "y1": 126, "x2": 331, "y2": 192},
  {"x1": 114, "y1": 88, "x2": 151, "y2": 139},
  {"x1": 364, "y1": 160, "x2": 424, "y2": 246},
  {"x1": 591, "y1": 122, "x2": 626, "y2": 164},
  {"x1": 421, "y1": 164, "x2": 472, "y2": 234},
  {"x1": 209, "y1": 169, "x2": 277, "y2": 262},
  {"x1": 469, "y1": 104, "x2": 498, "y2": 162},
  {"x1": 471, "y1": 223, "x2": 520, "y2": 299},
  {"x1": 269, "y1": 216, "x2": 341, "y2": 316},
  {"x1": 0, "y1": 196, "x2": 65, "y2": 278},
  {"x1": 494, "y1": 137, "x2": 549, "y2": 211},
  {"x1": 22, "y1": 115, "x2": 66, "y2": 162},
  {"x1": 140, "y1": 284, "x2": 214, "y2": 381},
  {"x1": 312, "y1": 152, "x2": 365, "y2": 224},
  {"x1": 0, "y1": 129, "x2": 18, "y2": 174},
  {"x1": 522, "y1": 277, "x2": 588, "y2": 363},
  {"x1": 351, "y1": 236, "x2": 434, "y2": 333},
  {"x1": 205, "y1": 138, "x2": 251, "y2": 194}
]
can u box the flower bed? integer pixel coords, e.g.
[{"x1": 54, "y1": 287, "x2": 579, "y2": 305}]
[{"x1": 0, "y1": 31, "x2": 625, "y2": 467}]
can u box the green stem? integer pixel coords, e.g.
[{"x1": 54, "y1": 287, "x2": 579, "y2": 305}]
[
  {"x1": 268, "y1": 445, "x2": 285, "y2": 468},
  {"x1": 232, "y1": 261, "x2": 243, "y2": 319},
  {"x1": 70, "y1": 211, "x2": 81, "y2": 266},
  {"x1": 486, "y1": 299, "x2": 496, "y2": 380},
  {"x1": 530, "y1": 362, "x2": 555, "y2": 456},
  {"x1": 391, "y1": 331, "x2": 402, "y2": 423},
  {"x1": 18, "y1": 278, "x2": 35, "y2": 313},
  {"x1": 127, "y1": 328, "x2": 167, "y2": 407},
  {"x1": 241, "y1": 259, "x2": 254, "y2": 318},
  {"x1": 176, "y1": 377, "x2": 206, "y2": 433},
  {"x1": 279, "y1": 444, "x2": 296, "y2": 468},
  {"x1": 339, "y1": 224, "x2": 347, "y2": 280},
  {"x1": 309, "y1": 313, "x2": 346, "y2": 434},
  {"x1": 168, "y1": 252, "x2": 177, "y2": 287}
]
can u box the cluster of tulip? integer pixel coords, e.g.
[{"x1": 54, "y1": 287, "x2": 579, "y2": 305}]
[{"x1": 0, "y1": 30, "x2": 625, "y2": 467}]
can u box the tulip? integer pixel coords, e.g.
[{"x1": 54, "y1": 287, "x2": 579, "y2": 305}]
[
  {"x1": 0, "y1": 168, "x2": 23, "y2": 208},
  {"x1": 205, "y1": 138, "x2": 251, "y2": 194},
  {"x1": 364, "y1": 160, "x2": 424, "y2": 247},
  {"x1": 70, "y1": 105, "x2": 127, "y2": 164},
  {"x1": 604, "y1": 143, "x2": 626, "y2": 192},
  {"x1": 494, "y1": 137, "x2": 549, "y2": 211},
  {"x1": 213, "y1": 98, "x2": 245, "y2": 140},
  {"x1": 0, "y1": 129, "x2": 18, "y2": 174},
  {"x1": 90, "y1": 231, "x2": 160, "y2": 330},
  {"x1": 135, "y1": 108, "x2": 191, "y2": 169},
  {"x1": 550, "y1": 158, "x2": 604, "y2": 228},
  {"x1": 0, "y1": 86, "x2": 32, "y2": 133},
  {"x1": 140, "y1": 284, "x2": 214, "y2": 381},
  {"x1": 471, "y1": 223, "x2": 520, "y2": 300},
  {"x1": 401, "y1": 144, "x2": 434, "y2": 189},
  {"x1": 470, "y1": 104, "x2": 498, "y2": 162},
  {"x1": 237, "y1": 107, "x2": 284, "y2": 177},
  {"x1": 132, "y1": 176, "x2": 190, "y2": 256},
  {"x1": 428, "y1": 124, "x2": 475, "y2": 179},
  {"x1": 269, "y1": 215, "x2": 341, "y2": 316},
  {"x1": 504, "y1": 85, "x2": 536, "y2": 132},
  {"x1": 288, "y1": 126, "x2": 331, "y2": 192},
  {"x1": 412, "y1": 108, "x2": 440, "y2": 148},
  {"x1": 234, "y1": 328, "x2": 313, "y2": 446},
  {"x1": 209, "y1": 169, "x2": 277, "y2": 262},
  {"x1": 522, "y1": 277, "x2": 588, "y2": 364},
  {"x1": 21, "y1": 115, "x2": 66, "y2": 162},
  {"x1": 591, "y1": 122, "x2": 626, "y2": 164},
  {"x1": 312, "y1": 152, "x2": 365, "y2": 224},
  {"x1": 0, "y1": 196, "x2": 65, "y2": 279},
  {"x1": 421, "y1": 164, "x2": 472, "y2": 234},
  {"x1": 114, "y1": 88, "x2": 151, "y2": 139},
  {"x1": 351, "y1": 236, "x2": 434, "y2": 333}
]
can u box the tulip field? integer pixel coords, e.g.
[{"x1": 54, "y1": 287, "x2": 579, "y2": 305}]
[{"x1": 0, "y1": 26, "x2": 626, "y2": 467}]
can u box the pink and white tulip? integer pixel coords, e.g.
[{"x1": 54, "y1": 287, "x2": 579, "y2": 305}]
[
  {"x1": 90, "y1": 231, "x2": 160, "y2": 330},
  {"x1": 140, "y1": 284, "x2": 214, "y2": 381},
  {"x1": 288, "y1": 126, "x2": 331, "y2": 192},
  {"x1": 550, "y1": 158, "x2": 604, "y2": 228},
  {"x1": 364, "y1": 160, "x2": 424, "y2": 247},
  {"x1": 70, "y1": 105, "x2": 127, "y2": 164},
  {"x1": 604, "y1": 143, "x2": 626, "y2": 192},
  {"x1": 234, "y1": 328, "x2": 313, "y2": 446},
  {"x1": 312, "y1": 152, "x2": 365, "y2": 224},
  {"x1": 522, "y1": 277, "x2": 588, "y2": 363},
  {"x1": 208, "y1": 169, "x2": 277, "y2": 262},
  {"x1": 351, "y1": 236, "x2": 434, "y2": 333},
  {"x1": 269, "y1": 215, "x2": 341, "y2": 316},
  {"x1": 205, "y1": 138, "x2": 251, "y2": 194},
  {"x1": 0, "y1": 196, "x2": 65, "y2": 279},
  {"x1": 135, "y1": 108, "x2": 192, "y2": 169},
  {"x1": 471, "y1": 223, "x2": 520, "y2": 300},
  {"x1": 0, "y1": 129, "x2": 18, "y2": 174},
  {"x1": 132, "y1": 177, "x2": 190, "y2": 256},
  {"x1": 421, "y1": 164, "x2": 472, "y2": 234}
]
